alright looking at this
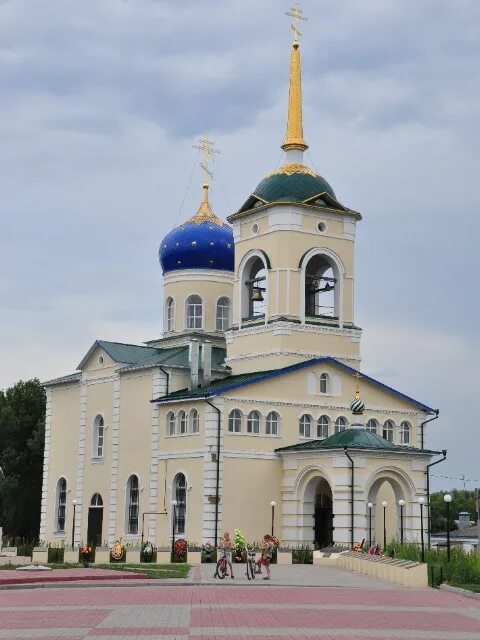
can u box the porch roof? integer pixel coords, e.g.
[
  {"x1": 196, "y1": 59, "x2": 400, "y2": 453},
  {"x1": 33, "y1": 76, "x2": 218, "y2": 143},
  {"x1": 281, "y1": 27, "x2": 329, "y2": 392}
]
[{"x1": 275, "y1": 428, "x2": 441, "y2": 455}]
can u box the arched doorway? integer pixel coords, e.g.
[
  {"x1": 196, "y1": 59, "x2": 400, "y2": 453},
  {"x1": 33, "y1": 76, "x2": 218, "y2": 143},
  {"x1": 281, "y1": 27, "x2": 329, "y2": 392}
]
[
  {"x1": 302, "y1": 475, "x2": 333, "y2": 549},
  {"x1": 87, "y1": 493, "x2": 103, "y2": 546},
  {"x1": 366, "y1": 470, "x2": 413, "y2": 547}
]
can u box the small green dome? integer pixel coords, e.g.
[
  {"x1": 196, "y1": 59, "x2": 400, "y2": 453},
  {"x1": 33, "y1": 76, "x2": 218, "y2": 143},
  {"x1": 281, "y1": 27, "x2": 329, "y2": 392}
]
[
  {"x1": 254, "y1": 165, "x2": 335, "y2": 202},
  {"x1": 237, "y1": 164, "x2": 338, "y2": 215}
]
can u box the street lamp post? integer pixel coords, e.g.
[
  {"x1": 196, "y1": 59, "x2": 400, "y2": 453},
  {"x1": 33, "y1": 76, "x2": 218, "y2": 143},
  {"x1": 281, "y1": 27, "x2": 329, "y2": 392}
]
[
  {"x1": 367, "y1": 502, "x2": 373, "y2": 549},
  {"x1": 444, "y1": 494, "x2": 452, "y2": 562},
  {"x1": 270, "y1": 501, "x2": 276, "y2": 537},
  {"x1": 418, "y1": 497, "x2": 425, "y2": 563},
  {"x1": 171, "y1": 499, "x2": 177, "y2": 563},
  {"x1": 71, "y1": 499, "x2": 77, "y2": 548},
  {"x1": 398, "y1": 499, "x2": 405, "y2": 545},
  {"x1": 382, "y1": 501, "x2": 387, "y2": 551}
]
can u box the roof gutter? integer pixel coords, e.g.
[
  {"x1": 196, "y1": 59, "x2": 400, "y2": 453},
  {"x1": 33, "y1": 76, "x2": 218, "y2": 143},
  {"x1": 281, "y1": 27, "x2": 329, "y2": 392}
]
[
  {"x1": 158, "y1": 367, "x2": 170, "y2": 396},
  {"x1": 344, "y1": 447, "x2": 355, "y2": 550},
  {"x1": 420, "y1": 410, "x2": 440, "y2": 450},
  {"x1": 426, "y1": 448, "x2": 447, "y2": 549},
  {"x1": 205, "y1": 399, "x2": 221, "y2": 549}
]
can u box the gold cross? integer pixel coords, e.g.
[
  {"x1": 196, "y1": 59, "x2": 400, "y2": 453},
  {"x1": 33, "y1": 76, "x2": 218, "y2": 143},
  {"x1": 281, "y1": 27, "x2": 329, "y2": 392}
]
[
  {"x1": 354, "y1": 371, "x2": 362, "y2": 399},
  {"x1": 285, "y1": 2, "x2": 307, "y2": 44},
  {"x1": 193, "y1": 135, "x2": 221, "y2": 186}
]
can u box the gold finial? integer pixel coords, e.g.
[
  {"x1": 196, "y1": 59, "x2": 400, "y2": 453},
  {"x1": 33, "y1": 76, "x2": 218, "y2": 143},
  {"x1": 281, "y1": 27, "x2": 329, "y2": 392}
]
[
  {"x1": 354, "y1": 372, "x2": 361, "y2": 400},
  {"x1": 185, "y1": 135, "x2": 227, "y2": 226},
  {"x1": 285, "y1": 2, "x2": 307, "y2": 46},
  {"x1": 193, "y1": 135, "x2": 220, "y2": 189},
  {"x1": 282, "y1": 3, "x2": 308, "y2": 153}
]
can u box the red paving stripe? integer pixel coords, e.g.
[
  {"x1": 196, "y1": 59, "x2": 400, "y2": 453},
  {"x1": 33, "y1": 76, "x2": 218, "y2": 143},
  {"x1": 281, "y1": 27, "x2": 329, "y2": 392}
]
[
  {"x1": 93, "y1": 629, "x2": 190, "y2": 636},
  {"x1": 0, "y1": 609, "x2": 108, "y2": 629},
  {"x1": 189, "y1": 608, "x2": 480, "y2": 632}
]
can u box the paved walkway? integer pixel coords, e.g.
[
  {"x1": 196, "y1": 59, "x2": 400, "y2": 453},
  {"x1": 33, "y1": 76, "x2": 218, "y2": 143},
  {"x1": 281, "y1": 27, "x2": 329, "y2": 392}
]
[
  {"x1": 1, "y1": 579, "x2": 480, "y2": 638},
  {"x1": 199, "y1": 563, "x2": 395, "y2": 588}
]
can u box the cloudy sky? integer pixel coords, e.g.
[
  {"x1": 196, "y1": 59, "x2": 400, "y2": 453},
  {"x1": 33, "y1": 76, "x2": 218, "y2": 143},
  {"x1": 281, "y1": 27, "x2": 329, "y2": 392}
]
[{"x1": 1, "y1": 0, "x2": 479, "y2": 490}]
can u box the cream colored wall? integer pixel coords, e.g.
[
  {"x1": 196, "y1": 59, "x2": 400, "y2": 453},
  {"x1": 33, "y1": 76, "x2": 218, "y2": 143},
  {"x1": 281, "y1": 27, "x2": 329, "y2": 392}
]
[
  {"x1": 163, "y1": 272, "x2": 233, "y2": 336},
  {"x1": 220, "y1": 362, "x2": 424, "y2": 450},
  {"x1": 115, "y1": 372, "x2": 155, "y2": 542},
  {"x1": 45, "y1": 384, "x2": 81, "y2": 543},
  {"x1": 222, "y1": 458, "x2": 282, "y2": 543}
]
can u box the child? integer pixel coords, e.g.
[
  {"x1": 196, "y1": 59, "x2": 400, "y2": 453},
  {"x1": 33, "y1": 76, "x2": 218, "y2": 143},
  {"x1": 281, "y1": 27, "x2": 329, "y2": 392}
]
[
  {"x1": 255, "y1": 534, "x2": 274, "y2": 580},
  {"x1": 219, "y1": 531, "x2": 234, "y2": 579}
]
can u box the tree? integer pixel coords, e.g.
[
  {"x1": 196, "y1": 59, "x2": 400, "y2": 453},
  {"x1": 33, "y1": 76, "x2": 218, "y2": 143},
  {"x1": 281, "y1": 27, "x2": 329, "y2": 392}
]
[
  {"x1": 430, "y1": 489, "x2": 477, "y2": 533},
  {"x1": 0, "y1": 379, "x2": 45, "y2": 540}
]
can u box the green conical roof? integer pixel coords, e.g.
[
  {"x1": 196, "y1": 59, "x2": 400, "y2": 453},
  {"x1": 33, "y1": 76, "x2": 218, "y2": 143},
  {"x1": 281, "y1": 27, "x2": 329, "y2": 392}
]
[{"x1": 275, "y1": 428, "x2": 440, "y2": 455}]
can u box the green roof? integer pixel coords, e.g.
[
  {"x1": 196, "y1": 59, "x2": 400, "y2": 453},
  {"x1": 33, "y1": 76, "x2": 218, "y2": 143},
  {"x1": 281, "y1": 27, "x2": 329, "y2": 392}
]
[
  {"x1": 275, "y1": 428, "x2": 440, "y2": 455},
  {"x1": 255, "y1": 171, "x2": 336, "y2": 201},
  {"x1": 77, "y1": 340, "x2": 228, "y2": 373}
]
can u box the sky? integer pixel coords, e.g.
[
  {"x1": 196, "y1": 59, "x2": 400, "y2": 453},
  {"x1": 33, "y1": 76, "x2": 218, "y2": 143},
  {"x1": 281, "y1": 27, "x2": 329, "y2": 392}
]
[{"x1": 0, "y1": 0, "x2": 479, "y2": 491}]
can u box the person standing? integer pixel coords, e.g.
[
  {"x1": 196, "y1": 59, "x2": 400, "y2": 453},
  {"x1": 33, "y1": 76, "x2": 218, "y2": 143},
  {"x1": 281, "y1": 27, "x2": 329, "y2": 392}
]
[
  {"x1": 255, "y1": 534, "x2": 274, "y2": 580},
  {"x1": 219, "y1": 531, "x2": 235, "y2": 579}
]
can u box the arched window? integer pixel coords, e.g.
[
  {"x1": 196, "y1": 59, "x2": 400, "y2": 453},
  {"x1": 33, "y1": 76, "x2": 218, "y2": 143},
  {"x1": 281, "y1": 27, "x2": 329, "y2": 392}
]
[
  {"x1": 216, "y1": 297, "x2": 231, "y2": 331},
  {"x1": 304, "y1": 254, "x2": 337, "y2": 318},
  {"x1": 335, "y1": 416, "x2": 348, "y2": 433},
  {"x1": 186, "y1": 295, "x2": 203, "y2": 329},
  {"x1": 241, "y1": 254, "x2": 268, "y2": 321},
  {"x1": 165, "y1": 297, "x2": 175, "y2": 332},
  {"x1": 383, "y1": 420, "x2": 395, "y2": 442},
  {"x1": 366, "y1": 419, "x2": 378, "y2": 434},
  {"x1": 55, "y1": 478, "x2": 67, "y2": 532},
  {"x1": 91, "y1": 492, "x2": 103, "y2": 506},
  {"x1": 319, "y1": 373, "x2": 329, "y2": 394},
  {"x1": 126, "y1": 475, "x2": 139, "y2": 535},
  {"x1": 317, "y1": 415, "x2": 329, "y2": 439},
  {"x1": 189, "y1": 409, "x2": 199, "y2": 434},
  {"x1": 166, "y1": 411, "x2": 176, "y2": 436},
  {"x1": 93, "y1": 415, "x2": 105, "y2": 458},
  {"x1": 299, "y1": 414, "x2": 312, "y2": 438},
  {"x1": 400, "y1": 421, "x2": 411, "y2": 445},
  {"x1": 178, "y1": 410, "x2": 187, "y2": 435},
  {"x1": 173, "y1": 473, "x2": 186, "y2": 535},
  {"x1": 266, "y1": 411, "x2": 279, "y2": 436},
  {"x1": 228, "y1": 409, "x2": 242, "y2": 433},
  {"x1": 247, "y1": 410, "x2": 260, "y2": 435}
]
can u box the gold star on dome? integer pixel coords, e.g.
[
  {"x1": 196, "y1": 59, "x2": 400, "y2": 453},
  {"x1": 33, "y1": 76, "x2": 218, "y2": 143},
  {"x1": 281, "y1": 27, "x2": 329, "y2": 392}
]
[{"x1": 191, "y1": 241, "x2": 197, "y2": 247}]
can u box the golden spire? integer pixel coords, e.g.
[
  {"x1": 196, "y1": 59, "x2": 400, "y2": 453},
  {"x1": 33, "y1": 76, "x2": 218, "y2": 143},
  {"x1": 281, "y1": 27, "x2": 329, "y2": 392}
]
[
  {"x1": 282, "y1": 3, "x2": 308, "y2": 153},
  {"x1": 192, "y1": 135, "x2": 220, "y2": 218}
]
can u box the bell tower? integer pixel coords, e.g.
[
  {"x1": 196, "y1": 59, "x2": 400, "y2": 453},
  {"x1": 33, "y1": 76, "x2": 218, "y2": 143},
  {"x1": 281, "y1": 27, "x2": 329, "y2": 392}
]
[{"x1": 225, "y1": 3, "x2": 362, "y2": 374}]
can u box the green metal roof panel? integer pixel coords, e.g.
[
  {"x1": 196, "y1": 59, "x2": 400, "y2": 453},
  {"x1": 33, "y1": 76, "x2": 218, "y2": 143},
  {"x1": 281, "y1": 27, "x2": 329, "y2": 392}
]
[
  {"x1": 43, "y1": 372, "x2": 81, "y2": 387},
  {"x1": 254, "y1": 172, "x2": 336, "y2": 203},
  {"x1": 275, "y1": 428, "x2": 440, "y2": 455},
  {"x1": 97, "y1": 340, "x2": 159, "y2": 365}
]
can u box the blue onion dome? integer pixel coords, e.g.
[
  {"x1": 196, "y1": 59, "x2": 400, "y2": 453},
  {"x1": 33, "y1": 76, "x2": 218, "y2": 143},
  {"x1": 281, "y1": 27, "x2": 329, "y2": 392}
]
[
  {"x1": 237, "y1": 164, "x2": 339, "y2": 214},
  {"x1": 159, "y1": 185, "x2": 234, "y2": 274}
]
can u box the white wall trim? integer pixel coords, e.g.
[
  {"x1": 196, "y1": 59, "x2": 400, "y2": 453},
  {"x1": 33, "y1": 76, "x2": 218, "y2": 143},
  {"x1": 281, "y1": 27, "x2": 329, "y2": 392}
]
[
  {"x1": 39, "y1": 388, "x2": 53, "y2": 542},
  {"x1": 164, "y1": 269, "x2": 234, "y2": 284},
  {"x1": 223, "y1": 450, "x2": 279, "y2": 460},
  {"x1": 225, "y1": 349, "x2": 360, "y2": 365},
  {"x1": 107, "y1": 377, "x2": 121, "y2": 546},
  {"x1": 73, "y1": 383, "x2": 88, "y2": 546},
  {"x1": 148, "y1": 369, "x2": 166, "y2": 541},
  {"x1": 158, "y1": 451, "x2": 205, "y2": 460}
]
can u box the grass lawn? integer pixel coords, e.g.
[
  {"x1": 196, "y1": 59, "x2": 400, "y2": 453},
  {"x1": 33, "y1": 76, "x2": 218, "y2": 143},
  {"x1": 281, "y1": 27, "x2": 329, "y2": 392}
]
[{"x1": 0, "y1": 562, "x2": 190, "y2": 579}]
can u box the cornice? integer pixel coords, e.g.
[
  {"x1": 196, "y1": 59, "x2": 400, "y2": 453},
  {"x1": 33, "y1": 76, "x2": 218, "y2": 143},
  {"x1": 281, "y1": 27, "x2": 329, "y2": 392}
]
[
  {"x1": 225, "y1": 350, "x2": 360, "y2": 365},
  {"x1": 226, "y1": 321, "x2": 362, "y2": 340},
  {"x1": 82, "y1": 374, "x2": 118, "y2": 386}
]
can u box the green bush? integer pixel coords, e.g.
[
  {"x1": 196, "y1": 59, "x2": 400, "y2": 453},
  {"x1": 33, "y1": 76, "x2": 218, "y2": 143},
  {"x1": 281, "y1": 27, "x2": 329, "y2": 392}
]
[
  {"x1": 292, "y1": 544, "x2": 313, "y2": 564},
  {"x1": 47, "y1": 547, "x2": 64, "y2": 563}
]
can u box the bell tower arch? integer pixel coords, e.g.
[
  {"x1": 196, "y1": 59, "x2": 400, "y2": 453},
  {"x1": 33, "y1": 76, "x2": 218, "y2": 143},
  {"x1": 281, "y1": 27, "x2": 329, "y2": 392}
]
[{"x1": 225, "y1": 14, "x2": 362, "y2": 374}]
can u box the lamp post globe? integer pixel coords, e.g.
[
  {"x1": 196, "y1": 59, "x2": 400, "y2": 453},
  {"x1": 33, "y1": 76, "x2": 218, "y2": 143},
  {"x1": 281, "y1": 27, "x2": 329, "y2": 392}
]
[
  {"x1": 381, "y1": 501, "x2": 387, "y2": 508},
  {"x1": 270, "y1": 501, "x2": 276, "y2": 536},
  {"x1": 367, "y1": 502, "x2": 373, "y2": 509},
  {"x1": 398, "y1": 499, "x2": 405, "y2": 544},
  {"x1": 444, "y1": 494, "x2": 452, "y2": 561}
]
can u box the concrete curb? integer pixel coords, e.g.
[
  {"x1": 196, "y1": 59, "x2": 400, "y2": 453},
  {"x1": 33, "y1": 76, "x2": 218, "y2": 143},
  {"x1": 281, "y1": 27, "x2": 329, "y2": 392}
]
[{"x1": 440, "y1": 583, "x2": 480, "y2": 600}]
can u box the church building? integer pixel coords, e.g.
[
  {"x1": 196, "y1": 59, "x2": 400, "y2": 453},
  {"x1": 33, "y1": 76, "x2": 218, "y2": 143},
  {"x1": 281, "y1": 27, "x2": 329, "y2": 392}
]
[{"x1": 40, "y1": 6, "x2": 442, "y2": 551}]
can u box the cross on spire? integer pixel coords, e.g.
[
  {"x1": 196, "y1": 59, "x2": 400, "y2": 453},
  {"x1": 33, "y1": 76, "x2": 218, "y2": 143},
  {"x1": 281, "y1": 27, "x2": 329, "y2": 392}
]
[
  {"x1": 193, "y1": 135, "x2": 221, "y2": 187},
  {"x1": 354, "y1": 371, "x2": 362, "y2": 400},
  {"x1": 285, "y1": 2, "x2": 307, "y2": 45}
]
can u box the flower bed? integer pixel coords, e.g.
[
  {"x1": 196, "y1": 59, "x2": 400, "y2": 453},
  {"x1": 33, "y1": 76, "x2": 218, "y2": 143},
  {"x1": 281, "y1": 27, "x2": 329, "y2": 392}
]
[{"x1": 172, "y1": 538, "x2": 188, "y2": 563}]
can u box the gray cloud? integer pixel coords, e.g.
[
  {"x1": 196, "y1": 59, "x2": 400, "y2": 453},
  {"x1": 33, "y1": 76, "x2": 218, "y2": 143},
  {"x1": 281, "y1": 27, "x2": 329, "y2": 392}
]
[{"x1": 0, "y1": 0, "x2": 479, "y2": 490}]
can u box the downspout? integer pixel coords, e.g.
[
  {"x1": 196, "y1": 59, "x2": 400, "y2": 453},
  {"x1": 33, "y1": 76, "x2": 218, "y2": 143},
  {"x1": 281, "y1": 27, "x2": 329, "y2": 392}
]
[
  {"x1": 420, "y1": 410, "x2": 439, "y2": 450},
  {"x1": 159, "y1": 367, "x2": 170, "y2": 396},
  {"x1": 343, "y1": 447, "x2": 354, "y2": 549},
  {"x1": 426, "y1": 449, "x2": 447, "y2": 549},
  {"x1": 205, "y1": 399, "x2": 221, "y2": 549}
]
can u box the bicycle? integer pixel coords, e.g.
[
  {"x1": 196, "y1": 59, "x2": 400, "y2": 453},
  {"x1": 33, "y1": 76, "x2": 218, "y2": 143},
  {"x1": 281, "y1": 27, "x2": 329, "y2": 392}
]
[
  {"x1": 214, "y1": 548, "x2": 229, "y2": 579},
  {"x1": 245, "y1": 546, "x2": 257, "y2": 580}
]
